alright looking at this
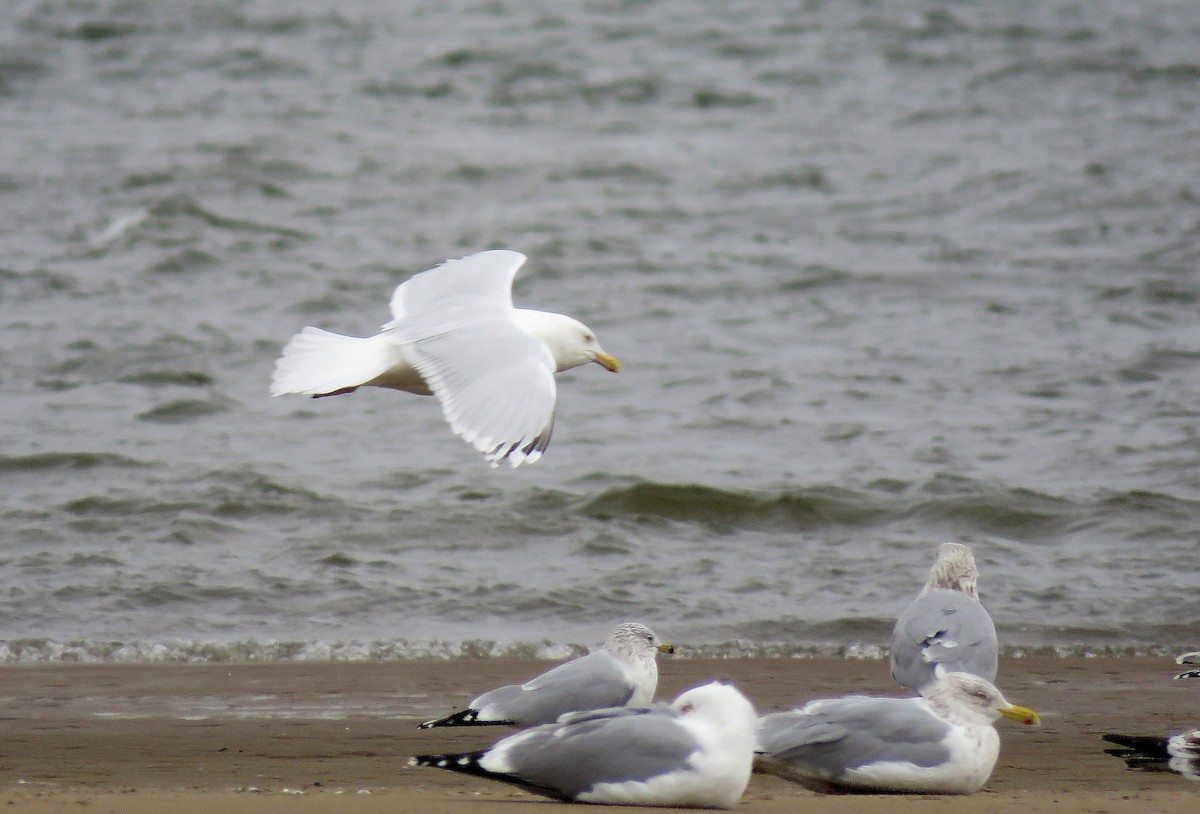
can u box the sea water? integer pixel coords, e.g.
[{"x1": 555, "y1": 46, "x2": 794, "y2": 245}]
[{"x1": 2, "y1": 0, "x2": 1199, "y2": 661}]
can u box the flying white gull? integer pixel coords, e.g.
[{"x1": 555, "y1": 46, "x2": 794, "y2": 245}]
[
  {"x1": 755, "y1": 672, "x2": 1040, "y2": 794},
  {"x1": 890, "y1": 542, "x2": 998, "y2": 693},
  {"x1": 270, "y1": 250, "x2": 619, "y2": 467},
  {"x1": 419, "y1": 622, "x2": 674, "y2": 729},
  {"x1": 411, "y1": 681, "x2": 758, "y2": 808}
]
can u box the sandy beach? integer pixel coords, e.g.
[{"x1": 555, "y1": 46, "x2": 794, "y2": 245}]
[{"x1": 0, "y1": 656, "x2": 1195, "y2": 811}]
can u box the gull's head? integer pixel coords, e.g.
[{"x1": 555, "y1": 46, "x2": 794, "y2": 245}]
[
  {"x1": 924, "y1": 542, "x2": 980, "y2": 599},
  {"x1": 671, "y1": 682, "x2": 757, "y2": 807},
  {"x1": 516, "y1": 311, "x2": 619, "y2": 374},
  {"x1": 926, "y1": 672, "x2": 1040, "y2": 727},
  {"x1": 671, "y1": 682, "x2": 758, "y2": 742},
  {"x1": 606, "y1": 622, "x2": 675, "y2": 660}
]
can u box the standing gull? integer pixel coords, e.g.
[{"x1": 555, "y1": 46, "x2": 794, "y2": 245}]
[
  {"x1": 755, "y1": 672, "x2": 1040, "y2": 794},
  {"x1": 270, "y1": 250, "x2": 619, "y2": 467},
  {"x1": 891, "y1": 542, "x2": 998, "y2": 692},
  {"x1": 420, "y1": 622, "x2": 675, "y2": 729},
  {"x1": 412, "y1": 682, "x2": 758, "y2": 808}
]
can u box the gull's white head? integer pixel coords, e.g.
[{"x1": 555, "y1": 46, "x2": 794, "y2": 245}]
[
  {"x1": 514, "y1": 310, "x2": 620, "y2": 374},
  {"x1": 924, "y1": 542, "x2": 980, "y2": 599},
  {"x1": 923, "y1": 672, "x2": 1040, "y2": 727},
  {"x1": 672, "y1": 681, "x2": 757, "y2": 726},
  {"x1": 670, "y1": 682, "x2": 757, "y2": 808},
  {"x1": 605, "y1": 622, "x2": 675, "y2": 662}
]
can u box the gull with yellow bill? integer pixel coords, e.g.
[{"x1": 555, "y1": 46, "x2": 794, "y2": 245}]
[
  {"x1": 755, "y1": 672, "x2": 1040, "y2": 794},
  {"x1": 271, "y1": 250, "x2": 619, "y2": 467}
]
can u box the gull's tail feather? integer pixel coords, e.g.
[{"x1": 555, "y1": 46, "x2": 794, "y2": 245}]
[{"x1": 270, "y1": 327, "x2": 395, "y2": 397}]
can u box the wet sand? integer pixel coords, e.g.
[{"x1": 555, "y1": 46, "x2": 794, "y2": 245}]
[{"x1": 0, "y1": 656, "x2": 1195, "y2": 811}]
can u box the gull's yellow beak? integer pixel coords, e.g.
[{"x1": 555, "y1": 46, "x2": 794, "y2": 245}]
[
  {"x1": 657, "y1": 641, "x2": 676, "y2": 655},
  {"x1": 593, "y1": 351, "x2": 620, "y2": 372},
  {"x1": 1000, "y1": 703, "x2": 1040, "y2": 726}
]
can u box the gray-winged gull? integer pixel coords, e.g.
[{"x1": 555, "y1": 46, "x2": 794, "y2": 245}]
[
  {"x1": 419, "y1": 622, "x2": 675, "y2": 729},
  {"x1": 270, "y1": 250, "x2": 620, "y2": 467},
  {"x1": 1102, "y1": 730, "x2": 1200, "y2": 782},
  {"x1": 1102, "y1": 651, "x2": 1200, "y2": 781},
  {"x1": 891, "y1": 542, "x2": 998, "y2": 692},
  {"x1": 1176, "y1": 651, "x2": 1200, "y2": 681},
  {"x1": 755, "y1": 672, "x2": 1040, "y2": 794},
  {"x1": 411, "y1": 681, "x2": 758, "y2": 808}
]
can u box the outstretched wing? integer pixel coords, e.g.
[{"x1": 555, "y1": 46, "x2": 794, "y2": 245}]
[
  {"x1": 387, "y1": 250, "x2": 525, "y2": 327},
  {"x1": 383, "y1": 251, "x2": 554, "y2": 467},
  {"x1": 398, "y1": 322, "x2": 557, "y2": 467}
]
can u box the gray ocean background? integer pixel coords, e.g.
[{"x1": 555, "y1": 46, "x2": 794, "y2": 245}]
[{"x1": 2, "y1": 0, "x2": 1199, "y2": 663}]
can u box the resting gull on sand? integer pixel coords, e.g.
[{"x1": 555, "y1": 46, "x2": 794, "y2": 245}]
[
  {"x1": 755, "y1": 672, "x2": 1040, "y2": 794},
  {"x1": 270, "y1": 250, "x2": 619, "y2": 467},
  {"x1": 419, "y1": 622, "x2": 674, "y2": 729},
  {"x1": 1176, "y1": 651, "x2": 1200, "y2": 681},
  {"x1": 412, "y1": 682, "x2": 758, "y2": 808},
  {"x1": 1102, "y1": 651, "x2": 1200, "y2": 782}
]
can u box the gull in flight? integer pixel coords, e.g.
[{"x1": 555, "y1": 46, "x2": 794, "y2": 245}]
[{"x1": 270, "y1": 250, "x2": 619, "y2": 467}]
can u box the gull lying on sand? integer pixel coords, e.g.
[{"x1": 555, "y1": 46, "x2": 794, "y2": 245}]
[
  {"x1": 1102, "y1": 651, "x2": 1200, "y2": 781},
  {"x1": 1176, "y1": 651, "x2": 1200, "y2": 680},
  {"x1": 271, "y1": 250, "x2": 619, "y2": 467},
  {"x1": 755, "y1": 672, "x2": 1040, "y2": 794},
  {"x1": 891, "y1": 542, "x2": 998, "y2": 692},
  {"x1": 420, "y1": 622, "x2": 674, "y2": 729},
  {"x1": 412, "y1": 682, "x2": 758, "y2": 808},
  {"x1": 1102, "y1": 730, "x2": 1200, "y2": 782}
]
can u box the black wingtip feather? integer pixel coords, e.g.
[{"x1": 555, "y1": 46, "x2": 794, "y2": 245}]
[
  {"x1": 411, "y1": 750, "x2": 495, "y2": 777},
  {"x1": 530, "y1": 416, "x2": 554, "y2": 456},
  {"x1": 418, "y1": 708, "x2": 514, "y2": 729},
  {"x1": 1101, "y1": 733, "x2": 1171, "y2": 758},
  {"x1": 411, "y1": 749, "x2": 572, "y2": 801}
]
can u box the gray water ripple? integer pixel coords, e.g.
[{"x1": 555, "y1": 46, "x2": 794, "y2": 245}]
[
  {"x1": 576, "y1": 477, "x2": 1131, "y2": 542},
  {"x1": 0, "y1": 450, "x2": 149, "y2": 473},
  {"x1": 3, "y1": 0, "x2": 1200, "y2": 658}
]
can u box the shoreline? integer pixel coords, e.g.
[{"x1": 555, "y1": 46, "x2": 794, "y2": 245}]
[{"x1": 0, "y1": 657, "x2": 1196, "y2": 811}]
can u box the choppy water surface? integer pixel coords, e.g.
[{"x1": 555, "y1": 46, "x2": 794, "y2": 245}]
[{"x1": 2, "y1": 0, "x2": 1200, "y2": 662}]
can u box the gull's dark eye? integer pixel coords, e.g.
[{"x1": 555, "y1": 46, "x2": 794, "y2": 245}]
[{"x1": 583, "y1": 333, "x2": 594, "y2": 342}]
